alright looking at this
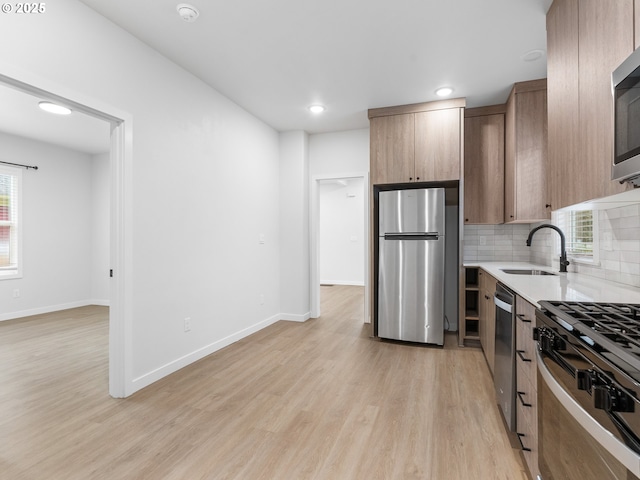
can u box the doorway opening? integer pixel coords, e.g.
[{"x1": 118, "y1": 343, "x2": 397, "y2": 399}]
[
  {"x1": 310, "y1": 173, "x2": 369, "y2": 323},
  {"x1": 0, "y1": 71, "x2": 131, "y2": 397}
]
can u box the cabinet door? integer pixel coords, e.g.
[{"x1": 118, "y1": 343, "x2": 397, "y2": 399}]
[
  {"x1": 464, "y1": 113, "x2": 504, "y2": 224},
  {"x1": 548, "y1": 0, "x2": 633, "y2": 209},
  {"x1": 484, "y1": 274, "x2": 496, "y2": 375},
  {"x1": 578, "y1": 0, "x2": 633, "y2": 201},
  {"x1": 415, "y1": 108, "x2": 461, "y2": 181},
  {"x1": 478, "y1": 271, "x2": 487, "y2": 356},
  {"x1": 510, "y1": 88, "x2": 549, "y2": 222},
  {"x1": 547, "y1": 0, "x2": 580, "y2": 210},
  {"x1": 636, "y1": 0, "x2": 640, "y2": 49},
  {"x1": 478, "y1": 270, "x2": 497, "y2": 375},
  {"x1": 370, "y1": 114, "x2": 415, "y2": 185}
]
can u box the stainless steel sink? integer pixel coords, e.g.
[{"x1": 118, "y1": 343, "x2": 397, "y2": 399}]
[{"x1": 500, "y1": 268, "x2": 557, "y2": 276}]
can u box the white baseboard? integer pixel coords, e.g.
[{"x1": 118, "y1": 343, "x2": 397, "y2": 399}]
[
  {"x1": 130, "y1": 312, "x2": 283, "y2": 393},
  {"x1": 320, "y1": 280, "x2": 365, "y2": 287},
  {"x1": 90, "y1": 299, "x2": 110, "y2": 307},
  {"x1": 0, "y1": 299, "x2": 102, "y2": 322},
  {"x1": 279, "y1": 311, "x2": 311, "y2": 323}
]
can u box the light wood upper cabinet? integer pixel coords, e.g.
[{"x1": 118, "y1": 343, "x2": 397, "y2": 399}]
[
  {"x1": 415, "y1": 108, "x2": 462, "y2": 181},
  {"x1": 547, "y1": 0, "x2": 633, "y2": 210},
  {"x1": 505, "y1": 79, "x2": 549, "y2": 223},
  {"x1": 547, "y1": 0, "x2": 578, "y2": 211},
  {"x1": 369, "y1": 114, "x2": 415, "y2": 185},
  {"x1": 463, "y1": 106, "x2": 505, "y2": 224},
  {"x1": 369, "y1": 99, "x2": 464, "y2": 185},
  {"x1": 579, "y1": 0, "x2": 633, "y2": 200}
]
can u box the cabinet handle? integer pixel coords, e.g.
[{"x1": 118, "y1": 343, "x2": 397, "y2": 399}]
[
  {"x1": 409, "y1": 177, "x2": 413, "y2": 181},
  {"x1": 516, "y1": 313, "x2": 531, "y2": 323},
  {"x1": 484, "y1": 294, "x2": 490, "y2": 300},
  {"x1": 465, "y1": 218, "x2": 469, "y2": 222},
  {"x1": 516, "y1": 350, "x2": 532, "y2": 362},
  {"x1": 517, "y1": 391, "x2": 532, "y2": 407},
  {"x1": 510, "y1": 215, "x2": 514, "y2": 218},
  {"x1": 546, "y1": 204, "x2": 552, "y2": 208},
  {"x1": 416, "y1": 177, "x2": 420, "y2": 180},
  {"x1": 516, "y1": 433, "x2": 532, "y2": 452}
]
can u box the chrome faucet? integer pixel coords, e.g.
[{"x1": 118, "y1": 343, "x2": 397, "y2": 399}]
[{"x1": 526, "y1": 224, "x2": 570, "y2": 273}]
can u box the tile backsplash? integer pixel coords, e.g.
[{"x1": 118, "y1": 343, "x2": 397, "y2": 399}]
[
  {"x1": 463, "y1": 224, "x2": 531, "y2": 262},
  {"x1": 463, "y1": 203, "x2": 640, "y2": 289},
  {"x1": 532, "y1": 204, "x2": 640, "y2": 288}
]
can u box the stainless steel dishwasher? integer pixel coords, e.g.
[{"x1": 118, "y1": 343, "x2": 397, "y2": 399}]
[{"x1": 494, "y1": 282, "x2": 516, "y2": 431}]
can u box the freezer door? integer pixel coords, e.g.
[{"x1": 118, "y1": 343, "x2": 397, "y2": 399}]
[
  {"x1": 378, "y1": 236, "x2": 445, "y2": 344},
  {"x1": 378, "y1": 188, "x2": 445, "y2": 235}
]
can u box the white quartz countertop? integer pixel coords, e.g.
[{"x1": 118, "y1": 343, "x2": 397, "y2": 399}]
[{"x1": 464, "y1": 262, "x2": 640, "y2": 307}]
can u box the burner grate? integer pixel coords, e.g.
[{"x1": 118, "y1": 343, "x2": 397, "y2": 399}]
[{"x1": 542, "y1": 301, "x2": 640, "y2": 358}]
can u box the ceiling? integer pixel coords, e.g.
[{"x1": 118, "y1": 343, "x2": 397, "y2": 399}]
[
  {"x1": 0, "y1": 86, "x2": 111, "y2": 155},
  {"x1": 2, "y1": 0, "x2": 552, "y2": 154}
]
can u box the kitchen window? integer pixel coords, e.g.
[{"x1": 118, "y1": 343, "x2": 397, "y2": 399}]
[
  {"x1": 555, "y1": 209, "x2": 598, "y2": 265},
  {"x1": 0, "y1": 166, "x2": 21, "y2": 279}
]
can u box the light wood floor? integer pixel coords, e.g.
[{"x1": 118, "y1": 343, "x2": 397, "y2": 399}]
[{"x1": 0, "y1": 286, "x2": 527, "y2": 479}]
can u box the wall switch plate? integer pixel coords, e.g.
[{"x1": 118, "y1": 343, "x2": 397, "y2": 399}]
[
  {"x1": 479, "y1": 236, "x2": 486, "y2": 246},
  {"x1": 12, "y1": 289, "x2": 20, "y2": 298},
  {"x1": 260, "y1": 294, "x2": 265, "y2": 305},
  {"x1": 259, "y1": 234, "x2": 265, "y2": 244},
  {"x1": 184, "y1": 317, "x2": 191, "y2": 332}
]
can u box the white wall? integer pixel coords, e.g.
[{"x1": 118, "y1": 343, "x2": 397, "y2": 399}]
[
  {"x1": 90, "y1": 153, "x2": 109, "y2": 304},
  {"x1": 0, "y1": 132, "x2": 96, "y2": 319},
  {"x1": 1, "y1": 0, "x2": 282, "y2": 393},
  {"x1": 308, "y1": 128, "x2": 370, "y2": 318},
  {"x1": 279, "y1": 131, "x2": 310, "y2": 321},
  {"x1": 319, "y1": 178, "x2": 365, "y2": 285},
  {"x1": 309, "y1": 129, "x2": 369, "y2": 176}
]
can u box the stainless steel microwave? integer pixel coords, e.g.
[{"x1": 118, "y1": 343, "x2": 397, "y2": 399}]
[{"x1": 613, "y1": 47, "x2": 640, "y2": 186}]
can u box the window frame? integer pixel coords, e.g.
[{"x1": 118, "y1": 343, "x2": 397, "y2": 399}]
[
  {"x1": 554, "y1": 209, "x2": 599, "y2": 266},
  {"x1": 0, "y1": 165, "x2": 22, "y2": 280}
]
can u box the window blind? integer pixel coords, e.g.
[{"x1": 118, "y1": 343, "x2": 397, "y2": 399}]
[
  {"x1": 0, "y1": 167, "x2": 19, "y2": 269},
  {"x1": 558, "y1": 210, "x2": 594, "y2": 257}
]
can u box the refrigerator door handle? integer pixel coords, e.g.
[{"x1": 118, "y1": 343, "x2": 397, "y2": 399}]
[{"x1": 383, "y1": 233, "x2": 440, "y2": 240}]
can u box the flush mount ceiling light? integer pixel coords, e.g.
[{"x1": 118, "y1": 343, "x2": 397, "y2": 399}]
[
  {"x1": 38, "y1": 101, "x2": 72, "y2": 115},
  {"x1": 308, "y1": 104, "x2": 325, "y2": 114},
  {"x1": 435, "y1": 87, "x2": 454, "y2": 97},
  {"x1": 521, "y1": 49, "x2": 545, "y2": 62},
  {"x1": 176, "y1": 3, "x2": 199, "y2": 22}
]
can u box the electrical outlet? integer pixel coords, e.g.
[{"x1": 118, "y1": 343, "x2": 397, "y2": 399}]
[
  {"x1": 184, "y1": 317, "x2": 191, "y2": 332},
  {"x1": 12, "y1": 289, "x2": 20, "y2": 298},
  {"x1": 479, "y1": 236, "x2": 486, "y2": 246}
]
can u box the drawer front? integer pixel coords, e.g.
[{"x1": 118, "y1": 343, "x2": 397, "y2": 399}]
[
  {"x1": 516, "y1": 366, "x2": 537, "y2": 413},
  {"x1": 516, "y1": 380, "x2": 538, "y2": 477},
  {"x1": 516, "y1": 297, "x2": 537, "y2": 383}
]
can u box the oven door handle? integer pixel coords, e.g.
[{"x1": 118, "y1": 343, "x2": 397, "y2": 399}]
[{"x1": 537, "y1": 350, "x2": 640, "y2": 477}]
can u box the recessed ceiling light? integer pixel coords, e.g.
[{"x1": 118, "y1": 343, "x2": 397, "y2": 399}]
[
  {"x1": 38, "y1": 101, "x2": 72, "y2": 115},
  {"x1": 521, "y1": 49, "x2": 545, "y2": 62},
  {"x1": 309, "y1": 105, "x2": 325, "y2": 114},
  {"x1": 435, "y1": 87, "x2": 454, "y2": 97},
  {"x1": 177, "y1": 3, "x2": 199, "y2": 22}
]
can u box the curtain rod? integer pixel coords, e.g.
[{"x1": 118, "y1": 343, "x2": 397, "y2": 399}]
[{"x1": 0, "y1": 160, "x2": 38, "y2": 170}]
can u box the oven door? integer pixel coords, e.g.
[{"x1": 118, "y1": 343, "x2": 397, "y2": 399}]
[{"x1": 537, "y1": 349, "x2": 640, "y2": 480}]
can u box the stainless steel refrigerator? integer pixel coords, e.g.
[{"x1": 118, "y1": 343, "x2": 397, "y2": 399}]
[{"x1": 378, "y1": 188, "x2": 445, "y2": 345}]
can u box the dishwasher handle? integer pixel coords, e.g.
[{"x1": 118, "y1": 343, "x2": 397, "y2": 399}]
[{"x1": 494, "y1": 292, "x2": 513, "y2": 314}]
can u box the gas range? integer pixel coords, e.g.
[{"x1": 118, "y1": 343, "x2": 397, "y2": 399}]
[
  {"x1": 538, "y1": 300, "x2": 640, "y2": 385},
  {"x1": 536, "y1": 300, "x2": 640, "y2": 479}
]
